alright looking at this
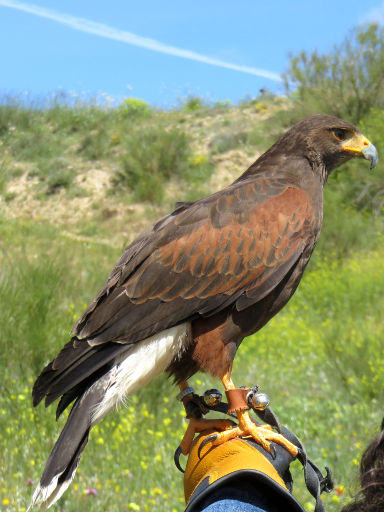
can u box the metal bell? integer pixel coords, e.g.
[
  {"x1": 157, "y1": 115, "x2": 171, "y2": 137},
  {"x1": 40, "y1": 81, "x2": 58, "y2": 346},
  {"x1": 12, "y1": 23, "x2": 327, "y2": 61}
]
[
  {"x1": 248, "y1": 391, "x2": 270, "y2": 411},
  {"x1": 203, "y1": 388, "x2": 222, "y2": 407}
]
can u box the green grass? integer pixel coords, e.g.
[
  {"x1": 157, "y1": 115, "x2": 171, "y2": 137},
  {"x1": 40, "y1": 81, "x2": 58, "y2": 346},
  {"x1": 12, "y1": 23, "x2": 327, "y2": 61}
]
[{"x1": 0, "y1": 213, "x2": 383, "y2": 512}]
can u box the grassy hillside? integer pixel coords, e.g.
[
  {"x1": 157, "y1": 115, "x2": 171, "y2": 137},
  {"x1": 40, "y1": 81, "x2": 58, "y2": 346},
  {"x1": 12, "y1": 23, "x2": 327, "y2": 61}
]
[{"x1": 0, "y1": 94, "x2": 384, "y2": 512}]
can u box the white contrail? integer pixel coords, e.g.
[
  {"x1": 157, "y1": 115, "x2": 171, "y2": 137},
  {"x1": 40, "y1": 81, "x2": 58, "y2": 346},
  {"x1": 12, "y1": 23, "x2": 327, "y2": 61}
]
[{"x1": 0, "y1": 0, "x2": 282, "y2": 83}]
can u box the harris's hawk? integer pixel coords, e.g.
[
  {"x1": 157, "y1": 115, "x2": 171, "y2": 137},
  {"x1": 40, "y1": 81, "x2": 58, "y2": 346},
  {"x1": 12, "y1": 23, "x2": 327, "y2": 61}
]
[{"x1": 30, "y1": 115, "x2": 378, "y2": 509}]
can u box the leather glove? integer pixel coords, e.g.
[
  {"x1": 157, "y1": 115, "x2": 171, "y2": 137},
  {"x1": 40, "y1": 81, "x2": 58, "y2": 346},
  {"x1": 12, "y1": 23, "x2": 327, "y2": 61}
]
[{"x1": 184, "y1": 428, "x2": 304, "y2": 512}]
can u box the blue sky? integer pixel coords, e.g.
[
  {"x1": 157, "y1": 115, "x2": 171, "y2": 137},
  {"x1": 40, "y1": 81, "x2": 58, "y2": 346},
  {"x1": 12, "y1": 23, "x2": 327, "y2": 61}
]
[{"x1": 0, "y1": 0, "x2": 383, "y2": 107}]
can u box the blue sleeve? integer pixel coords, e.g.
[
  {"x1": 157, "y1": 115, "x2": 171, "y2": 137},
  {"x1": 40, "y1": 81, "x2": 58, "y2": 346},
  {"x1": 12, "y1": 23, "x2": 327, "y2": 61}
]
[{"x1": 197, "y1": 485, "x2": 282, "y2": 512}]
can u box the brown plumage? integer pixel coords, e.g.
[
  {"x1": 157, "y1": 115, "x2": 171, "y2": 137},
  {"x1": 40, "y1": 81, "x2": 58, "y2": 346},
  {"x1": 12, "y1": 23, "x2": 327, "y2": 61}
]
[{"x1": 29, "y1": 115, "x2": 378, "y2": 509}]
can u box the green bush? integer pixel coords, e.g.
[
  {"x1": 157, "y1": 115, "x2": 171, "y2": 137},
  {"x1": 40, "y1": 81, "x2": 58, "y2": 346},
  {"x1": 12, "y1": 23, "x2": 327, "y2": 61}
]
[
  {"x1": 117, "y1": 97, "x2": 152, "y2": 118},
  {"x1": 113, "y1": 126, "x2": 192, "y2": 202},
  {"x1": 181, "y1": 95, "x2": 207, "y2": 112},
  {"x1": 283, "y1": 24, "x2": 384, "y2": 124},
  {"x1": 78, "y1": 124, "x2": 111, "y2": 161}
]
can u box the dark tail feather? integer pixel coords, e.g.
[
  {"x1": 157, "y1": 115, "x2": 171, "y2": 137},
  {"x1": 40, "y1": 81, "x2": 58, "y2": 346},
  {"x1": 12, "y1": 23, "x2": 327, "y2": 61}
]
[
  {"x1": 33, "y1": 340, "x2": 129, "y2": 408},
  {"x1": 28, "y1": 374, "x2": 108, "y2": 510},
  {"x1": 32, "y1": 339, "x2": 91, "y2": 406}
]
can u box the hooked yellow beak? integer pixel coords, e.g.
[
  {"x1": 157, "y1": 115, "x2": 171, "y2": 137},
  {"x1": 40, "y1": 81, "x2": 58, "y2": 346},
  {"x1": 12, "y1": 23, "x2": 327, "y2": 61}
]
[{"x1": 342, "y1": 133, "x2": 378, "y2": 169}]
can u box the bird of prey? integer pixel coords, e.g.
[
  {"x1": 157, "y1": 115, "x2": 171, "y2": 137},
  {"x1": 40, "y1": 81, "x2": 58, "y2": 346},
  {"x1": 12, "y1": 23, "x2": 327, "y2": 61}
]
[{"x1": 30, "y1": 115, "x2": 378, "y2": 509}]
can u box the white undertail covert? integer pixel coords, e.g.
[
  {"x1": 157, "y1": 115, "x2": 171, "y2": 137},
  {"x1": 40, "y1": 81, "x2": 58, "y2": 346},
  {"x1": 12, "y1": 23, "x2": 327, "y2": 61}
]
[{"x1": 92, "y1": 322, "x2": 190, "y2": 422}]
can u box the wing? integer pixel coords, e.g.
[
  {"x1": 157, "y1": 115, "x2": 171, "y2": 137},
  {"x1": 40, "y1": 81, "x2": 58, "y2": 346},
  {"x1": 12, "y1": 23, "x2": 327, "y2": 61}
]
[
  {"x1": 33, "y1": 175, "x2": 316, "y2": 408},
  {"x1": 74, "y1": 177, "x2": 314, "y2": 345}
]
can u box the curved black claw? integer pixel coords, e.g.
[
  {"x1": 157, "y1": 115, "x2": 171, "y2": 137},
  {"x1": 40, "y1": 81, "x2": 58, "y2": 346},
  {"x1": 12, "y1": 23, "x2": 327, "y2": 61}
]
[
  {"x1": 269, "y1": 444, "x2": 276, "y2": 460},
  {"x1": 174, "y1": 446, "x2": 185, "y2": 473},
  {"x1": 198, "y1": 434, "x2": 218, "y2": 459}
]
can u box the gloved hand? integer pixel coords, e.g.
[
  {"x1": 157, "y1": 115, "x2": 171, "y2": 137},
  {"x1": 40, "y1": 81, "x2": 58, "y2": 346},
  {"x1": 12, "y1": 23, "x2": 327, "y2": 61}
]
[
  {"x1": 175, "y1": 388, "x2": 332, "y2": 512},
  {"x1": 183, "y1": 427, "x2": 304, "y2": 512}
]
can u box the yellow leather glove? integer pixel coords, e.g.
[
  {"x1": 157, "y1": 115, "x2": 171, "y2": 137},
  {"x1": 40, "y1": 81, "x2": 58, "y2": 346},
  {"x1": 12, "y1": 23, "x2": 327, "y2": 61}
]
[
  {"x1": 175, "y1": 389, "x2": 332, "y2": 512},
  {"x1": 183, "y1": 428, "x2": 304, "y2": 512}
]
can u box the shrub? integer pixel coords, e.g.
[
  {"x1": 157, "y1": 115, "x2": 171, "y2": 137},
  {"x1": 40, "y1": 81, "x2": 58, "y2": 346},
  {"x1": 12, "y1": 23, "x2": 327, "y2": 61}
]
[
  {"x1": 113, "y1": 126, "x2": 191, "y2": 202},
  {"x1": 117, "y1": 97, "x2": 152, "y2": 118},
  {"x1": 181, "y1": 95, "x2": 207, "y2": 112},
  {"x1": 283, "y1": 24, "x2": 384, "y2": 124},
  {"x1": 78, "y1": 124, "x2": 111, "y2": 160}
]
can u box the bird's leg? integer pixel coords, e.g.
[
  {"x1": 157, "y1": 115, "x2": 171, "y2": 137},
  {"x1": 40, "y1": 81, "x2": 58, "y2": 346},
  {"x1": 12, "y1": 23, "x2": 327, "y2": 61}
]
[
  {"x1": 178, "y1": 381, "x2": 234, "y2": 455},
  {"x1": 200, "y1": 371, "x2": 299, "y2": 457}
]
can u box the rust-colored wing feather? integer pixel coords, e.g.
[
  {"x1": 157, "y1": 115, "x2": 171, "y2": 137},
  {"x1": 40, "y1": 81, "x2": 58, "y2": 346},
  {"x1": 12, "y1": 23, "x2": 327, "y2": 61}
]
[{"x1": 126, "y1": 186, "x2": 311, "y2": 301}]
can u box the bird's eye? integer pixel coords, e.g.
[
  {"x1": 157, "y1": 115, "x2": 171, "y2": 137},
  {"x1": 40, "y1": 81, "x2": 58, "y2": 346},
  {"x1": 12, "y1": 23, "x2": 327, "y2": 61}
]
[{"x1": 331, "y1": 128, "x2": 348, "y2": 141}]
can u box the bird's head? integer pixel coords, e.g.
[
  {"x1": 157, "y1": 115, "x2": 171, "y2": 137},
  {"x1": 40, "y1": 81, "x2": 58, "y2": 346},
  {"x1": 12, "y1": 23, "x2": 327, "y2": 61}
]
[
  {"x1": 239, "y1": 114, "x2": 378, "y2": 185},
  {"x1": 297, "y1": 115, "x2": 378, "y2": 174}
]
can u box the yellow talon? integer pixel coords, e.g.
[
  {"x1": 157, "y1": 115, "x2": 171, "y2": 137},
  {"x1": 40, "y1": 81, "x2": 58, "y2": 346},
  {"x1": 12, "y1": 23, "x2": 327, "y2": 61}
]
[
  {"x1": 221, "y1": 372, "x2": 299, "y2": 457},
  {"x1": 199, "y1": 411, "x2": 298, "y2": 457}
]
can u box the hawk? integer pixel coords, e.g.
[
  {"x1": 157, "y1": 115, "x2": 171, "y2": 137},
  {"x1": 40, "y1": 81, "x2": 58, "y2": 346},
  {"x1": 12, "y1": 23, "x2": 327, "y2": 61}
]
[{"x1": 30, "y1": 115, "x2": 378, "y2": 508}]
